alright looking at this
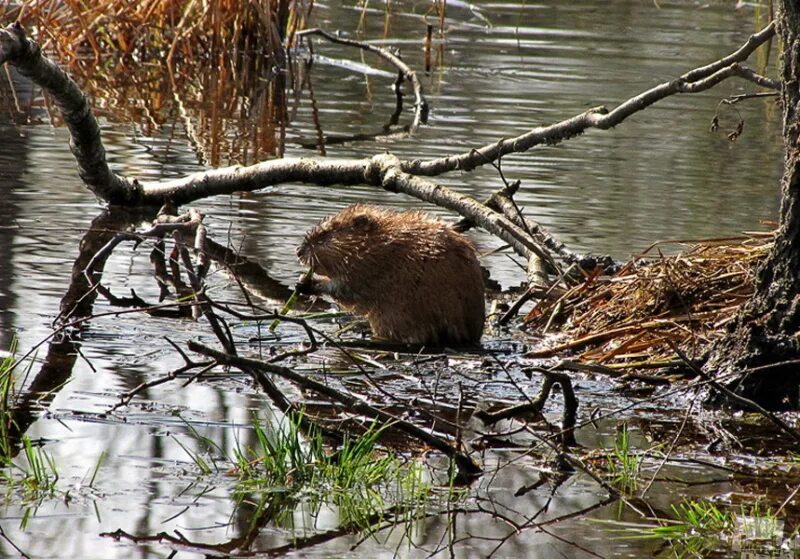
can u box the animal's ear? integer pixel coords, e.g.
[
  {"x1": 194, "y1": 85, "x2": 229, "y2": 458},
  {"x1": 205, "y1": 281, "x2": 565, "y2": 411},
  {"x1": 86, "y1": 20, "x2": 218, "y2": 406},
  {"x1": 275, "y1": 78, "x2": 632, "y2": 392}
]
[{"x1": 351, "y1": 213, "x2": 376, "y2": 232}]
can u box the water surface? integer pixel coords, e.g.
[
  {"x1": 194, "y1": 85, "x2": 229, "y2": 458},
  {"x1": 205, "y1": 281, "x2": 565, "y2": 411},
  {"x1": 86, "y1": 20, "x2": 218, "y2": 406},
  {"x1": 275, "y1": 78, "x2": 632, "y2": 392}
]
[{"x1": 0, "y1": 1, "x2": 787, "y2": 557}]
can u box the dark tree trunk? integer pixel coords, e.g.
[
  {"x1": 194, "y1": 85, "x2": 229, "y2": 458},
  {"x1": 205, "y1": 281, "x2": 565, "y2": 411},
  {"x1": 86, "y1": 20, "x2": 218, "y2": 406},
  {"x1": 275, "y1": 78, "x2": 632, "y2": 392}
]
[{"x1": 705, "y1": 1, "x2": 800, "y2": 410}]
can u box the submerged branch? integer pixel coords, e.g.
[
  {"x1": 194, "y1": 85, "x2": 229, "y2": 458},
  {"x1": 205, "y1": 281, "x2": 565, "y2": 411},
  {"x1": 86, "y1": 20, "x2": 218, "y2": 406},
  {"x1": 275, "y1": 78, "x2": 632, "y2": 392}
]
[
  {"x1": 297, "y1": 28, "x2": 429, "y2": 129},
  {"x1": 188, "y1": 340, "x2": 483, "y2": 479}
]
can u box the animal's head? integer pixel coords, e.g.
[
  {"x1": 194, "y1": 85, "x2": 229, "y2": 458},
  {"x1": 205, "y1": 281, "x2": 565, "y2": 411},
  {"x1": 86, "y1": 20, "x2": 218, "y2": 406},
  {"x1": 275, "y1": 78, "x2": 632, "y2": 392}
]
[{"x1": 296, "y1": 205, "x2": 382, "y2": 277}]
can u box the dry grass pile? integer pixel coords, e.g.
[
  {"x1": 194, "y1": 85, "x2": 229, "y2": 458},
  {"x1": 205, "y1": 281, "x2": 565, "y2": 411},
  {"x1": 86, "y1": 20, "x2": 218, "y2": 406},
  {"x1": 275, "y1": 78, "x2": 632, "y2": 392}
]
[{"x1": 524, "y1": 231, "x2": 775, "y2": 372}]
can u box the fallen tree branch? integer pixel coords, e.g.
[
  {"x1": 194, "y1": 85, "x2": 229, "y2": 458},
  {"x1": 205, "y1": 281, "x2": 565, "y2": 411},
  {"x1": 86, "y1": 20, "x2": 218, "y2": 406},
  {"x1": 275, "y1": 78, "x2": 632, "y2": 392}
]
[
  {"x1": 0, "y1": 22, "x2": 137, "y2": 203},
  {"x1": 475, "y1": 367, "x2": 578, "y2": 447},
  {"x1": 373, "y1": 153, "x2": 562, "y2": 276},
  {"x1": 0, "y1": 20, "x2": 778, "y2": 300},
  {"x1": 401, "y1": 22, "x2": 777, "y2": 176},
  {"x1": 0, "y1": 20, "x2": 777, "y2": 210}
]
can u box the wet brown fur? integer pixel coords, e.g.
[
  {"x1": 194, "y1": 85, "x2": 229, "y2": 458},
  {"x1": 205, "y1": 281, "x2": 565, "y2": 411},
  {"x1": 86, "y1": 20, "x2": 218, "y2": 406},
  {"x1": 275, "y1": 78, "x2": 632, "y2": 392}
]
[{"x1": 297, "y1": 205, "x2": 485, "y2": 345}]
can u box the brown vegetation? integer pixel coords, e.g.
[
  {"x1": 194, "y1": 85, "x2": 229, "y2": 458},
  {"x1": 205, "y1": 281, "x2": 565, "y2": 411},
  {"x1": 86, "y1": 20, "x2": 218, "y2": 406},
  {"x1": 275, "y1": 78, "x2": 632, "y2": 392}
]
[
  {"x1": 0, "y1": 0, "x2": 305, "y2": 166},
  {"x1": 3, "y1": 0, "x2": 305, "y2": 66},
  {"x1": 525, "y1": 231, "x2": 774, "y2": 374}
]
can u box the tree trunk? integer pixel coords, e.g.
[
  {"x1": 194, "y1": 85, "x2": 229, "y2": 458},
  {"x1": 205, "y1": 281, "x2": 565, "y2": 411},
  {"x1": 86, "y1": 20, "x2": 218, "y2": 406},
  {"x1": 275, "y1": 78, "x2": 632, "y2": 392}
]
[{"x1": 705, "y1": 1, "x2": 800, "y2": 410}]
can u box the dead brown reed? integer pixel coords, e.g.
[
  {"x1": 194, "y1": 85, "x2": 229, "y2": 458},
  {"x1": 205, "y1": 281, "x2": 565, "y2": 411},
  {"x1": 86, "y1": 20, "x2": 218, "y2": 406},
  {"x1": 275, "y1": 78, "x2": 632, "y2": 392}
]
[
  {"x1": 525, "y1": 231, "x2": 775, "y2": 373},
  {"x1": 4, "y1": 1, "x2": 306, "y2": 66},
  {"x1": 1, "y1": 1, "x2": 307, "y2": 165}
]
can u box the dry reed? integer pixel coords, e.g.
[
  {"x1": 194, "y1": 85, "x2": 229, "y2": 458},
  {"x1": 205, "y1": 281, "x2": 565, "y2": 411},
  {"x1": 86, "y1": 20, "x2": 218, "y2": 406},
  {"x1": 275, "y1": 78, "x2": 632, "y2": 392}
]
[
  {"x1": 525, "y1": 231, "x2": 775, "y2": 373},
  {"x1": 0, "y1": 1, "x2": 309, "y2": 165}
]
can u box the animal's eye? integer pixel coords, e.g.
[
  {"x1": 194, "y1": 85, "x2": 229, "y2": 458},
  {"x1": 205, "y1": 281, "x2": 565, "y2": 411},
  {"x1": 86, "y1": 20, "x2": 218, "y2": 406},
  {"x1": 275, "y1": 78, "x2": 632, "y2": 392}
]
[{"x1": 309, "y1": 230, "x2": 329, "y2": 244}]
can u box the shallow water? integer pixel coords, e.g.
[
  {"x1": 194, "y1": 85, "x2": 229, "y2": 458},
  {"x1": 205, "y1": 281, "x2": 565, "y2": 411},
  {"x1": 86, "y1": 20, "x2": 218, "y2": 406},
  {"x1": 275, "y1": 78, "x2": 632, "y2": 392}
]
[{"x1": 0, "y1": 1, "x2": 791, "y2": 558}]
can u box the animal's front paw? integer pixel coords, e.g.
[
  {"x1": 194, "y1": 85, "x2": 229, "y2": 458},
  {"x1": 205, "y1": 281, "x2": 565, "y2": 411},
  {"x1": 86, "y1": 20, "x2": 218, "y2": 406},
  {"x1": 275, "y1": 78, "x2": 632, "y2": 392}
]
[{"x1": 295, "y1": 272, "x2": 314, "y2": 295}]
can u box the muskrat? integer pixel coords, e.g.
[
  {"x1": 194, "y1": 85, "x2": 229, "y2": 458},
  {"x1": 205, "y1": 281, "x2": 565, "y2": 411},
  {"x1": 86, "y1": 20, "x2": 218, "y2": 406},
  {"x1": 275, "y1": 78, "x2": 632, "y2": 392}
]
[{"x1": 296, "y1": 204, "x2": 485, "y2": 345}]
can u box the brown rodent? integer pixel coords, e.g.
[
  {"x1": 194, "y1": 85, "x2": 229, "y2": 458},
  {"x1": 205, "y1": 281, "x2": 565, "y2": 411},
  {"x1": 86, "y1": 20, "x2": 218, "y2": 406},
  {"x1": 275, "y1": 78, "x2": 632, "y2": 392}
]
[{"x1": 296, "y1": 204, "x2": 485, "y2": 345}]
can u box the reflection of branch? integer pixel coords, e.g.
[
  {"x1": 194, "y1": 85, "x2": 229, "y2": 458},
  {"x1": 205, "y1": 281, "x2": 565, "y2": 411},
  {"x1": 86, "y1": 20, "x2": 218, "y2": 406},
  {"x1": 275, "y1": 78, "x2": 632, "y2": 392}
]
[
  {"x1": 298, "y1": 56, "x2": 412, "y2": 150},
  {"x1": 188, "y1": 340, "x2": 482, "y2": 478},
  {"x1": 7, "y1": 209, "x2": 142, "y2": 456},
  {"x1": 302, "y1": 55, "x2": 327, "y2": 155},
  {"x1": 109, "y1": 339, "x2": 216, "y2": 411},
  {"x1": 0, "y1": 525, "x2": 31, "y2": 559},
  {"x1": 58, "y1": 208, "x2": 149, "y2": 322},
  {"x1": 297, "y1": 123, "x2": 411, "y2": 150},
  {"x1": 102, "y1": 498, "x2": 427, "y2": 557},
  {"x1": 668, "y1": 341, "x2": 800, "y2": 444},
  {"x1": 297, "y1": 27, "x2": 428, "y2": 130},
  {"x1": 84, "y1": 207, "x2": 207, "y2": 314}
]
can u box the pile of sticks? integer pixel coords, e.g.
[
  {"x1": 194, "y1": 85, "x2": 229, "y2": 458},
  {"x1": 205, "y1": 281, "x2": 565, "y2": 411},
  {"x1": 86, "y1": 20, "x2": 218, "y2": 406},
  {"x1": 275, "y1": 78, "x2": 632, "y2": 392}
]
[{"x1": 525, "y1": 231, "x2": 774, "y2": 372}]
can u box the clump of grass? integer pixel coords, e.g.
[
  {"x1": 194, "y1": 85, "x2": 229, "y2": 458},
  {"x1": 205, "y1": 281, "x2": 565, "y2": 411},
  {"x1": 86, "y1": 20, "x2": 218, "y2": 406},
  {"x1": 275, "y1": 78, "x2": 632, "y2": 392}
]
[
  {"x1": 0, "y1": 343, "x2": 60, "y2": 503},
  {"x1": 13, "y1": 437, "x2": 59, "y2": 499},
  {"x1": 670, "y1": 500, "x2": 735, "y2": 536},
  {"x1": 237, "y1": 415, "x2": 430, "y2": 531},
  {"x1": 604, "y1": 423, "x2": 642, "y2": 494},
  {"x1": 0, "y1": 339, "x2": 19, "y2": 460},
  {"x1": 179, "y1": 412, "x2": 431, "y2": 535},
  {"x1": 600, "y1": 499, "x2": 790, "y2": 558}
]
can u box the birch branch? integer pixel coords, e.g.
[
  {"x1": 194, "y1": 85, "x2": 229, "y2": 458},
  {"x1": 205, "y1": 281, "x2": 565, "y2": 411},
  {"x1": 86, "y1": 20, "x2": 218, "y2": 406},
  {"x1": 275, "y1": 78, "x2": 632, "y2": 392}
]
[
  {"x1": 0, "y1": 20, "x2": 777, "y2": 209},
  {"x1": 0, "y1": 22, "x2": 137, "y2": 203},
  {"x1": 401, "y1": 22, "x2": 777, "y2": 176}
]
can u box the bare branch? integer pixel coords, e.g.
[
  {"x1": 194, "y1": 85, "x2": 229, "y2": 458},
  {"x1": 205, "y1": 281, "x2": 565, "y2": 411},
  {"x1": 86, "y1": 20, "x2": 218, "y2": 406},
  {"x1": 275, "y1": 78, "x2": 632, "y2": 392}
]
[
  {"x1": 1, "y1": 20, "x2": 776, "y2": 210},
  {"x1": 138, "y1": 156, "x2": 374, "y2": 205},
  {"x1": 373, "y1": 154, "x2": 561, "y2": 275},
  {"x1": 0, "y1": 22, "x2": 137, "y2": 203},
  {"x1": 403, "y1": 22, "x2": 776, "y2": 176},
  {"x1": 297, "y1": 28, "x2": 428, "y2": 129}
]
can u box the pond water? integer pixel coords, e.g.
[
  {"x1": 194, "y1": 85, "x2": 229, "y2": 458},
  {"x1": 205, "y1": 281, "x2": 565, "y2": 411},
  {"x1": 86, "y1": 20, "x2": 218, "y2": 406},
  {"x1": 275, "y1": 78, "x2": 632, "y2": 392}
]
[{"x1": 0, "y1": 1, "x2": 791, "y2": 558}]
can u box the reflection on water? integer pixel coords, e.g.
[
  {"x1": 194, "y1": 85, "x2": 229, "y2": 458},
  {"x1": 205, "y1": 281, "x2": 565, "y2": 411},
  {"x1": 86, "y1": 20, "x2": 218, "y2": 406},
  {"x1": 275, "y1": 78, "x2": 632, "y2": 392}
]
[{"x1": 0, "y1": 1, "x2": 786, "y2": 557}]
